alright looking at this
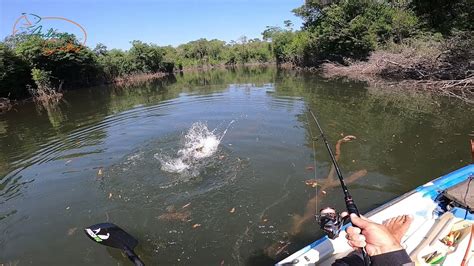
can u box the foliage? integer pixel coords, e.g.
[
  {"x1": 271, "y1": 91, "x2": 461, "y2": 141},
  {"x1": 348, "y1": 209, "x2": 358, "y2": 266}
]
[
  {"x1": 31, "y1": 68, "x2": 53, "y2": 89},
  {"x1": 281, "y1": 0, "x2": 471, "y2": 67},
  {"x1": 410, "y1": 0, "x2": 473, "y2": 34},
  {"x1": 0, "y1": 0, "x2": 471, "y2": 101},
  {"x1": 287, "y1": 0, "x2": 420, "y2": 64},
  {"x1": 0, "y1": 33, "x2": 274, "y2": 100},
  {"x1": 13, "y1": 34, "x2": 100, "y2": 88},
  {"x1": 30, "y1": 68, "x2": 63, "y2": 104},
  {"x1": 0, "y1": 43, "x2": 32, "y2": 99},
  {"x1": 174, "y1": 38, "x2": 272, "y2": 67},
  {"x1": 128, "y1": 40, "x2": 164, "y2": 73}
]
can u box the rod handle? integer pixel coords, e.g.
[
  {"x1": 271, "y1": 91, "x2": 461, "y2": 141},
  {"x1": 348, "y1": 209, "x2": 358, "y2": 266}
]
[
  {"x1": 345, "y1": 196, "x2": 360, "y2": 216},
  {"x1": 346, "y1": 197, "x2": 371, "y2": 265}
]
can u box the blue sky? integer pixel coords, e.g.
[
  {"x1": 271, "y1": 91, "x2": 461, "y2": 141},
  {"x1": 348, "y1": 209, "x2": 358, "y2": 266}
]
[{"x1": 1, "y1": 0, "x2": 303, "y2": 50}]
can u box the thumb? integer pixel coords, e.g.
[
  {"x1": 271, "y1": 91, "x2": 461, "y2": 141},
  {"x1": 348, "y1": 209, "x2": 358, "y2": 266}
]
[{"x1": 350, "y1": 213, "x2": 371, "y2": 229}]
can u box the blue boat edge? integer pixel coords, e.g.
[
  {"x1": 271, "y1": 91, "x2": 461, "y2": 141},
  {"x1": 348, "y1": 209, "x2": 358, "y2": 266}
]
[{"x1": 276, "y1": 163, "x2": 474, "y2": 265}]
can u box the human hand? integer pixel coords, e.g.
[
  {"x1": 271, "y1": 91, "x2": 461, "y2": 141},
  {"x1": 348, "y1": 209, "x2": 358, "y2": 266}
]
[{"x1": 345, "y1": 213, "x2": 403, "y2": 256}]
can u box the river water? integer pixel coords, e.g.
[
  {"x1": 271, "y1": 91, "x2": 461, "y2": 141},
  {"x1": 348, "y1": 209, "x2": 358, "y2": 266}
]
[{"x1": 0, "y1": 67, "x2": 472, "y2": 265}]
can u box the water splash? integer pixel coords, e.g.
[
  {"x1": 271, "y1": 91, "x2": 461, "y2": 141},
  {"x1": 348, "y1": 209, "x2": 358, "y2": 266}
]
[{"x1": 155, "y1": 121, "x2": 234, "y2": 176}]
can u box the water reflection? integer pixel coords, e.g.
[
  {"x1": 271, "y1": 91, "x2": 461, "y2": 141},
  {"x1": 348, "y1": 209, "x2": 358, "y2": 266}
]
[{"x1": 0, "y1": 66, "x2": 472, "y2": 265}]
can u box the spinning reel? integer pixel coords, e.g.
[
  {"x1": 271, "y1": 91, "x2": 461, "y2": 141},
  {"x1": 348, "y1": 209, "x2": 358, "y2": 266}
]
[{"x1": 317, "y1": 207, "x2": 349, "y2": 239}]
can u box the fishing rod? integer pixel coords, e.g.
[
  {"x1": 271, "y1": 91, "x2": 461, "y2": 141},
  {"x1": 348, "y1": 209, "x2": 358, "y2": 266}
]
[{"x1": 308, "y1": 108, "x2": 371, "y2": 266}]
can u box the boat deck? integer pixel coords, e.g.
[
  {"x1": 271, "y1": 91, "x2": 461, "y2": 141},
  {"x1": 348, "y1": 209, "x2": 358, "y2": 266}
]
[{"x1": 444, "y1": 175, "x2": 474, "y2": 211}]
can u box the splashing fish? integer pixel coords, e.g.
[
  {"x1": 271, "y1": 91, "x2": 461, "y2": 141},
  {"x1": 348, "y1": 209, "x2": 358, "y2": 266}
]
[{"x1": 155, "y1": 121, "x2": 234, "y2": 176}]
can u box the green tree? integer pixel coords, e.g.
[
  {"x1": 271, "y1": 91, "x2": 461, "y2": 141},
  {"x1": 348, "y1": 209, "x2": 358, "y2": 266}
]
[
  {"x1": 93, "y1": 43, "x2": 108, "y2": 56},
  {"x1": 128, "y1": 40, "x2": 164, "y2": 73},
  {"x1": 410, "y1": 0, "x2": 473, "y2": 34},
  {"x1": 14, "y1": 34, "x2": 100, "y2": 88},
  {"x1": 0, "y1": 43, "x2": 32, "y2": 99},
  {"x1": 291, "y1": 0, "x2": 419, "y2": 63}
]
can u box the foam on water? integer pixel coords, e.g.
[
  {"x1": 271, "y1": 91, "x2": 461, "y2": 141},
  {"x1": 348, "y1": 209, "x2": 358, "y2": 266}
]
[{"x1": 155, "y1": 121, "x2": 234, "y2": 175}]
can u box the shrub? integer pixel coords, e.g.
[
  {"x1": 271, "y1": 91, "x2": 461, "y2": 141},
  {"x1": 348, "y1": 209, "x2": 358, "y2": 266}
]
[
  {"x1": 0, "y1": 43, "x2": 32, "y2": 99},
  {"x1": 30, "y1": 68, "x2": 63, "y2": 103},
  {"x1": 292, "y1": 0, "x2": 420, "y2": 64}
]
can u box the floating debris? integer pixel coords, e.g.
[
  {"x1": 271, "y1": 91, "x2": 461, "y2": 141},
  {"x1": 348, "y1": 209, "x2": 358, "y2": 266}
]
[
  {"x1": 67, "y1": 227, "x2": 77, "y2": 236},
  {"x1": 192, "y1": 223, "x2": 201, "y2": 229},
  {"x1": 108, "y1": 193, "x2": 112, "y2": 199},
  {"x1": 229, "y1": 207, "x2": 236, "y2": 214},
  {"x1": 275, "y1": 241, "x2": 290, "y2": 256},
  {"x1": 304, "y1": 179, "x2": 318, "y2": 188},
  {"x1": 97, "y1": 168, "x2": 103, "y2": 176},
  {"x1": 305, "y1": 166, "x2": 314, "y2": 171},
  {"x1": 182, "y1": 203, "x2": 191, "y2": 209}
]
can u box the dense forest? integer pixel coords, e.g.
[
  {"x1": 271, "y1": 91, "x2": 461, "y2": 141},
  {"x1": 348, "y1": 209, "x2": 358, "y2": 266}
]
[{"x1": 0, "y1": 0, "x2": 472, "y2": 101}]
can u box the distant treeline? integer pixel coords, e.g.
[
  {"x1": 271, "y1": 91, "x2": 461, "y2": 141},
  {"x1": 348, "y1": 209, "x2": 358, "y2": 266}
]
[
  {"x1": 1, "y1": 0, "x2": 472, "y2": 100},
  {"x1": 0, "y1": 34, "x2": 273, "y2": 99}
]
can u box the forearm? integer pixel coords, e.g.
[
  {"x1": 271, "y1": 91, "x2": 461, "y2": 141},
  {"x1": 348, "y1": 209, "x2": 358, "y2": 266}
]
[
  {"x1": 333, "y1": 250, "x2": 413, "y2": 266},
  {"x1": 371, "y1": 249, "x2": 413, "y2": 266}
]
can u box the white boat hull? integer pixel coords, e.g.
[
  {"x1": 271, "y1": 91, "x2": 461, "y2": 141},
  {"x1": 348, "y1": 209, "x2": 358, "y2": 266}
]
[{"x1": 277, "y1": 164, "x2": 474, "y2": 265}]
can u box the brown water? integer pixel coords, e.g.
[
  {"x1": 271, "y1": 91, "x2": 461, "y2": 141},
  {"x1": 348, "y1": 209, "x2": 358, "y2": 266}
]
[{"x1": 0, "y1": 67, "x2": 472, "y2": 265}]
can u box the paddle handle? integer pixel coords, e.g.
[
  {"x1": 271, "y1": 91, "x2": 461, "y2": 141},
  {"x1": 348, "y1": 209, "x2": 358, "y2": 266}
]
[{"x1": 124, "y1": 247, "x2": 145, "y2": 266}]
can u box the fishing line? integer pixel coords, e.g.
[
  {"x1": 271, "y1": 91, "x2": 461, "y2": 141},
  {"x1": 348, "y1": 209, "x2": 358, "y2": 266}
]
[
  {"x1": 463, "y1": 175, "x2": 473, "y2": 219},
  {"x1": 305, "y1": 111, "x2": 319, "y2": 215}
]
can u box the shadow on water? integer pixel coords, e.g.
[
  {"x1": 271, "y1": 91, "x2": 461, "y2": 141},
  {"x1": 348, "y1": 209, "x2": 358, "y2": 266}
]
[{"x1": 0, "y1": 66, "x2": 473, "y2": 265}]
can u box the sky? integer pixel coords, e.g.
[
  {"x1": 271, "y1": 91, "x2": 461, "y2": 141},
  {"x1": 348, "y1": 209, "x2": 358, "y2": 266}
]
[{"x1": 1, "y1": 0, "x2": 304, "y2": 50}]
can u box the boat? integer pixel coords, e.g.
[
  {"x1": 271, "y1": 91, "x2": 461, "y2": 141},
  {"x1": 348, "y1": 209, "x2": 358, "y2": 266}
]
[{"x1": 277, "y1": 164, "x2": 474, "y2": 265}]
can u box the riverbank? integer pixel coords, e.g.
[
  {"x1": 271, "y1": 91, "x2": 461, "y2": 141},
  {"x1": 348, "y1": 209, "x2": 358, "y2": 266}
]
[
  {"x1": 0, "y1": 71, "x2": 170, "y2": 113},
  {"x1": 2, "y1": 60, "x2": 472, "y2": 115},
  {"x1": 320, "y1": 49, "x2": 473, "y2": 104},
  {"x1": 0, "y1": 63, "x2": 275, "y2": 114}
]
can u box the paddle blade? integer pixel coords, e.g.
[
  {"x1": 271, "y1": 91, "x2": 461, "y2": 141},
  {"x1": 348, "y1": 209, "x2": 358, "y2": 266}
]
[{"x1": 85, "y1": 223, "x2": 138, "y2": 250}]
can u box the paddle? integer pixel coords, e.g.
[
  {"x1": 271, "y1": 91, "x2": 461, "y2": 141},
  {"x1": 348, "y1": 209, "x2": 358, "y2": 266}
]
[{"x1": 85, "y1": 223, "x2": 145, "y2": 266}]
